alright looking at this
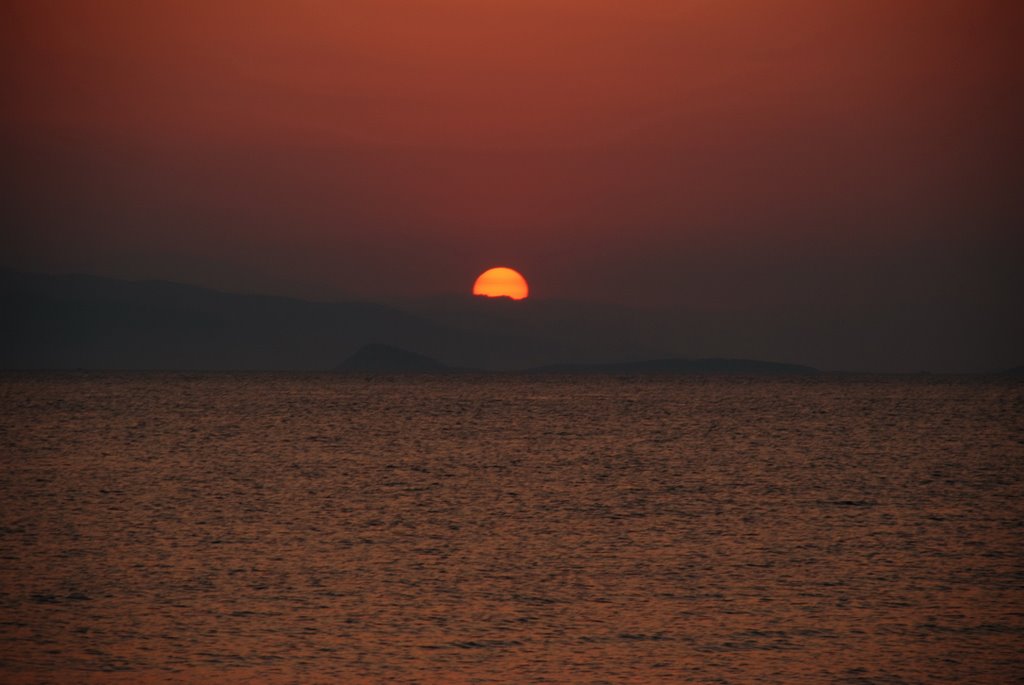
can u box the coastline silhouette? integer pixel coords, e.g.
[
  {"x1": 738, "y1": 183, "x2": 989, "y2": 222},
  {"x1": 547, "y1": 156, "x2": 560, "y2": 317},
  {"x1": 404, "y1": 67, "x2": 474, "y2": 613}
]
[{"x1": 2, "y1": 269, "x2": 1018, "y2": 374}]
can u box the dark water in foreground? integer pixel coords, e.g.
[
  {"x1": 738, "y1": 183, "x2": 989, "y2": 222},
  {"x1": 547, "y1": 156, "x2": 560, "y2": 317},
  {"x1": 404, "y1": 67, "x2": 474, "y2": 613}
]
[{"x1": 0, "y1": 374, "x2": 1021, "y2": 683}]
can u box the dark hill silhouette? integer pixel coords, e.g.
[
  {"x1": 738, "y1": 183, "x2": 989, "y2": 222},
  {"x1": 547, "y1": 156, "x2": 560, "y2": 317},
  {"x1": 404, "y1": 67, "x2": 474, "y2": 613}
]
[
  {"x1": 336, "y1": 343, "x2": 449, "y2": 373},
  {"x1": 0, "y1": 270, "x2": 612, "y2": 370},
  {"x1": 2, "y1": 269, "x2": 825, "y2": 372},
  {"x1": 1, "y1": 270, "x2": 465, "y2": 370},
  {"x1": 528, "y1": 357, "x2": 818, "y2": 375},
  {"x1": 4, "y1": 269, "x2": 1017, "y2": 373}
]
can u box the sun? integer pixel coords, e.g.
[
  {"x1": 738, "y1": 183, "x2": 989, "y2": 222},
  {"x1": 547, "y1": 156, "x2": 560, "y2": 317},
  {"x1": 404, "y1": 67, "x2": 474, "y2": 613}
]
[{"x1": 472, "y1": 267, "x2": 529, "y2": 300}]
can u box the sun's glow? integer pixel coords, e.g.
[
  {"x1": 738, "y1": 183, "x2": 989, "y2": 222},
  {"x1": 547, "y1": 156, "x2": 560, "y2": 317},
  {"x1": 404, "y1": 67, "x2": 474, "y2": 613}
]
[{"x1": 472, "y1": 267, "x2": 529, "y2": 300}]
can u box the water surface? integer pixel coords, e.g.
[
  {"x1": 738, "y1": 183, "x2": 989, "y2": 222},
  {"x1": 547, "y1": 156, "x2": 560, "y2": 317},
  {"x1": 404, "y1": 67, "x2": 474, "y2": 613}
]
[{"x1": 1, "y1": 374, "x2": 1021, "y2": 682}]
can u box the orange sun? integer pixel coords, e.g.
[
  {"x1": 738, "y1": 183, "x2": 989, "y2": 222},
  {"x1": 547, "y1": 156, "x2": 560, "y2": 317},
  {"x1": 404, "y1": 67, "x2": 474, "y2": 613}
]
[{"x1": 472, "y1": 267, "x2": 529, "y2": 300}]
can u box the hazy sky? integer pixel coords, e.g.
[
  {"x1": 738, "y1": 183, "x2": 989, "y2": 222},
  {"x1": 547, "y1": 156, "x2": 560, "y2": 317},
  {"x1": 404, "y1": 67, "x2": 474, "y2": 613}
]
[{"x1": 3, "y1": 1, "x2": 1021, "y2": 368}]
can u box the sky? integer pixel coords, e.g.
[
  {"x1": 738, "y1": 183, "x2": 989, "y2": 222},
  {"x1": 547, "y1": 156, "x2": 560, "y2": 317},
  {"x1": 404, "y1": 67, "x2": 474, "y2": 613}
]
[{"x1": 2, "y1": 1, "x2": 1022, "y2": 369}]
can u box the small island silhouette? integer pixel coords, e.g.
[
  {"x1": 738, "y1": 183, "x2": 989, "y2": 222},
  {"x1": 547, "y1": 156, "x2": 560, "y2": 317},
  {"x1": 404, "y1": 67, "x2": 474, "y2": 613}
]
[
  {"x1": 335, "y1": 343, "x2": 450, "y2": 373},
  {"x1": 335, "y1": 343, "x2": 819, "y2": 375},
  {"x1": 527, "y1": 358, "x2": 819, "y2": 375}
]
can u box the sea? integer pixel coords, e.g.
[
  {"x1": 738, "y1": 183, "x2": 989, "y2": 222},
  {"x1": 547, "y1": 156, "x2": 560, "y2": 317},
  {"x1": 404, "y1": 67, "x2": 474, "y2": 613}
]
[{"x1": 0, "y1": 373, "x2": 1021, "y2": 683}]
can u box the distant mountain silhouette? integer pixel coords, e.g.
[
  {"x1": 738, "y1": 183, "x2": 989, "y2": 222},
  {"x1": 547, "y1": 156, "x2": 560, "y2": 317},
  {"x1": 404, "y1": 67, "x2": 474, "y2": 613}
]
[
  {"x1": 4, "y1": 269, "x2": 1017, "y2": 374},
  {"x1": 1, "y1": 270, "x2": 466, "y2": 370},
  {"x1": 1, "y1": 269, "x2": 644, "y2": 370},
  {"x1": 528, "y1": 357, "x2": 818, "y2": 375},
  {"x1": 336, "y1": 343, "x2": 449, "y2": 373},
  {"x1": 2, "y1": 269, "x2": 827, "y2": 372},
  {"x1": 999, "y1": 365, "x2": 1024, "y2": 376}
]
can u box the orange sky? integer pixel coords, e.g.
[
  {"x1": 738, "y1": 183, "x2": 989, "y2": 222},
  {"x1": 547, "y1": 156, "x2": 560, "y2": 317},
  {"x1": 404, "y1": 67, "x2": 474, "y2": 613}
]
[{"x1": 2, "y1": 1, "x2": 1021, "y2": 318}]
